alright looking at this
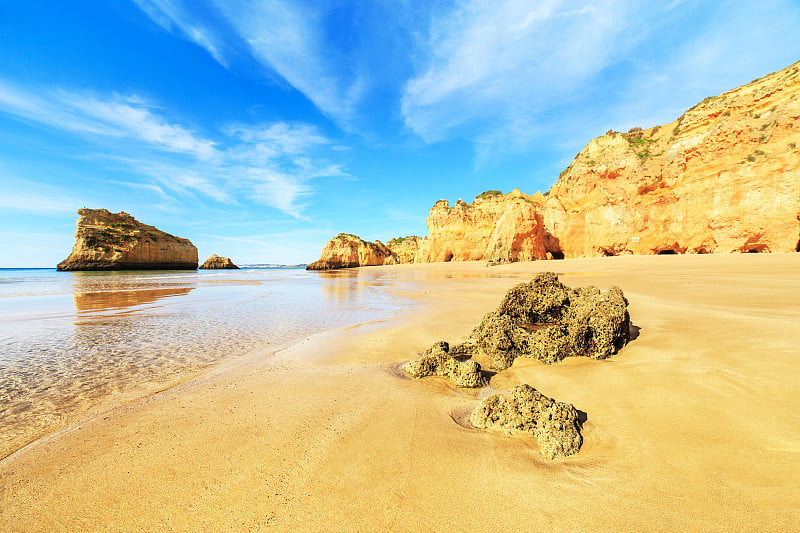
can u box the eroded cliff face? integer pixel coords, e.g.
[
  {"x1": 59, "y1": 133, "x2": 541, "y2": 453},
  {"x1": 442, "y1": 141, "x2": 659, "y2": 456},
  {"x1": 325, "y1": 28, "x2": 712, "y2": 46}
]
[
  {"x1": 57, "y1": 209, "x2": 198, "y2": 271},
  {"x1": 414, "y1": 190, "x2": 549, "y2": 263},
  {"x1": 546, "y1": 61, "x2": 800, "y2": 256},
  {"x1": 386, "y1": 236, "x2": 422, "y2": 263},
  {"x1": 306, "y1": 233, "x2": 396, "y2": 270}
]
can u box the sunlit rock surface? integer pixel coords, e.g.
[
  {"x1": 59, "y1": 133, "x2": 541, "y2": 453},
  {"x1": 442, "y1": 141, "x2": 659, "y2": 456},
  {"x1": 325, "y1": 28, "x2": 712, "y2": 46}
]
[{"x1": 57, "y1": 208, "x2": 198, "y2": 271}]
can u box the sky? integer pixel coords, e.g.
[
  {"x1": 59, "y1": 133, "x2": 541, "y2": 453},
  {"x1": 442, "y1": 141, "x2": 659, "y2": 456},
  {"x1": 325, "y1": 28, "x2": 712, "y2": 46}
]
[{"x1": 1, "y1": 1, "x2": 799, "y2": 267}]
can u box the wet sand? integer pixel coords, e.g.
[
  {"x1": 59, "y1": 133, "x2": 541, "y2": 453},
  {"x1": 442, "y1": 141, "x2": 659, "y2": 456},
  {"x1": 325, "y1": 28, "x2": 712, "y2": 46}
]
[{"x1": 1, "y1": 254, "x2": 799, "y2": 531}]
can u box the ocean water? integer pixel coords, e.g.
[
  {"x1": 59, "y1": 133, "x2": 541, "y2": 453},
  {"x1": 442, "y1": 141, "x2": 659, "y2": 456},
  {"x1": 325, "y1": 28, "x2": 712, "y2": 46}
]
[{"x1": 0, "y1": 267, "x2": 410, "y2": 459}]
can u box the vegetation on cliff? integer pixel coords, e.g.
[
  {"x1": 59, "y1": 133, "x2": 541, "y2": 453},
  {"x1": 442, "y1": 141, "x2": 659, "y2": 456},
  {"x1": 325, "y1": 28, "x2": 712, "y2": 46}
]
[{"x1": 57, "y1": 209, "x2": 198, "y2": 271}]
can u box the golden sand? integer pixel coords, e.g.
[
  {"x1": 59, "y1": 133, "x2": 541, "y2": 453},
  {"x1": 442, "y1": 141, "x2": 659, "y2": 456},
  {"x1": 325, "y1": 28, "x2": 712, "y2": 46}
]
[{"x1": 1, "y1": 254, "x2": 799, "y2": 531}]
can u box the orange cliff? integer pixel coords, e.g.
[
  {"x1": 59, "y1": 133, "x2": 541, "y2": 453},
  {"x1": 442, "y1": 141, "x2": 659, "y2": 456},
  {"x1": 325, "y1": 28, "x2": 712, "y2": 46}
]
[
  {"x1": 306, "y1": 233, "x2": 397, "y2": 270},
  {"x1": 413, "y1": 190, "x2": 550, "y2": 263},
  {"x1": 307, "y1": 60, "x2": 800, "y2": 268},
  {"x1": 57, "y1": 209, "x2": 198, "y2": 271},
  {"x1": 544, "y1": 60, "x2": 800, "y2": 257}
]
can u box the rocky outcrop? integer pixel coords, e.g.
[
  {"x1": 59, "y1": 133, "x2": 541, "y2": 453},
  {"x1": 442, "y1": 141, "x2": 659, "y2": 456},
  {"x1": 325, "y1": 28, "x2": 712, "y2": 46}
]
[
  {"x1": 306, "y1": 233, "x2": 396, "y2": 270},
  {"x1": 401, "y1": 341, "x2": 484, "y2": 388},
  {"x1": 387, "y1": 236, "x2": 422, "y2": 263},
  {"x1": 545, "y1": 60, "x2": 800, "y2": 256},
  {"x1": 468, "y1": 272, "x2": 630, "y2": 370},
  {"x1": 414, "y1": 190, "x2": 550, "y2": 263},
  {"x1": 407, "y1": 272, "x2": 629, "y2": 375},
  {"x1": 57, "y1": 209, "x2": 198, "y2": 271},
  {"x1": 471, "y1": 384, "x2": 583, "y2": 459},
  {"x1": 199, "y1": 254, "x2": 239, "y2": 269}
]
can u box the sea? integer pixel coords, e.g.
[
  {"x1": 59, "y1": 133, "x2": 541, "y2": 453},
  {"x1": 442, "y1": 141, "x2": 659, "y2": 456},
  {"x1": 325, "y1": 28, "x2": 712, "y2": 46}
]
[{"x1": 0, "y1": 267, "x2": 411, "y2": 459}]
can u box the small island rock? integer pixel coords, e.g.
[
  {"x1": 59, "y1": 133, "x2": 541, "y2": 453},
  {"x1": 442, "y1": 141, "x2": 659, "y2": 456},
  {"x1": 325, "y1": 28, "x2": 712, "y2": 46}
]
[
  {"x1": 200, "y1": 254, "x2": 239, "y2": 269},
  {"x1": 57, "y1": 208, "x2": 198, "y2": 271}
]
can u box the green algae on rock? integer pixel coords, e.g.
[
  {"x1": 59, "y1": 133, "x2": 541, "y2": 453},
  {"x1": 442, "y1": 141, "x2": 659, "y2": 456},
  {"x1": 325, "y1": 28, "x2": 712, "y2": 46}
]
[
  {"x1": 468, "y1": 272, "x2": 630, "y2": 369},
  {"x1": 57, "y1": 208, "x2": 198, "y2": 271},
  {"x1": 471, "y1": 384, "x2": 583, "y2": 459},
  {"x1": 401, "y1": 341, "x2": 484, "y2": 388}
]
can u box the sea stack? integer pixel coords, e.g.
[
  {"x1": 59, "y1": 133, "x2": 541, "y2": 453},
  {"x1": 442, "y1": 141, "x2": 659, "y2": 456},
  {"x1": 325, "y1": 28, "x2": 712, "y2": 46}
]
[
  {"x1": 57, "y1": 208, "x2": 198, "y2": 271},
  {"x1": 199, "y1": 254, "x2": 239, "y2": 269}
]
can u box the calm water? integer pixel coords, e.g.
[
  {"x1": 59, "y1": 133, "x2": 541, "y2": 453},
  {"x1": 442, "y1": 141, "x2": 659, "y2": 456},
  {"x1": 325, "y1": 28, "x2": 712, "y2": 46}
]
[{"x1": 0, "y1": 267, "x2": 410, "y2": 458}]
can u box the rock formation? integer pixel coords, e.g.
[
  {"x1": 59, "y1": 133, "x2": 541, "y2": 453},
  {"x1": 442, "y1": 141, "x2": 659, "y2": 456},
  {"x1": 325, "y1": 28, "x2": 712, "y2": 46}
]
[
  {"x1": 471, "y1": 384, "x2": 583, "y2": 459},
  {"x1": 413, "y1": 190, "x2": 550, "y2": 263},
  {"x1": 468, "y1": 272, "x2": 630, "y2": 369},
  {"x1": 401, "y1": 341, "x2": 484, "y2": 388},
  {"x1": 545, "y1": 60, "x2": 800, "y2": 256},
  {"x1": 306, "y1": 233, "x2": 397, "y2": 270},
  {"x1": 406, "y1": 272, "x2": 629, "y2": 375},
  {"x1": 386, "y1": 236, "x2": 422, "y2": 263},
  {"x1": 405, "y1": 60, "x2": 800, "y2": 261},
  {"x1": 199, "y1": 254, "x2": 239, "y2": 269},
  {"x1": 57, "y1": 208, "x2": 198, "y2": 271}
]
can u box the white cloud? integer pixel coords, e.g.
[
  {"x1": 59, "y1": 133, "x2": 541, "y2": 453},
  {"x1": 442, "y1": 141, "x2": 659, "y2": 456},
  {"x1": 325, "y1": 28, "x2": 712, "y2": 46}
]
[
  {"x1": 211, "y1": 0, "x2": 360, "y2": 126},
  {"x1": 0, "y1": 81, "x2": 215, "y2": 158},
  {"x1": 0, "y1": 79, "x2": 347, "y2": 217},
  {"x1": 134, "y1": 0, "x2": 404, "y2": 131},
  {"x1": 400, "y1": 0, "x2": 639, "y2": 144},
  {"x1": 133, "y1": 0, "x2": 229, "y2": 66}
]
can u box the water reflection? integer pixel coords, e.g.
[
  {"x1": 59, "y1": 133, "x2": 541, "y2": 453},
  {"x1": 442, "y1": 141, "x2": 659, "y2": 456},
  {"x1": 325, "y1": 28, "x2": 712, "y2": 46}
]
[
  {"x1": 74, "y1": 287, "x2": 195, "y2": 313},
  {"x1": 0, "y1": 268, "x2": 408, "y2": 459}
]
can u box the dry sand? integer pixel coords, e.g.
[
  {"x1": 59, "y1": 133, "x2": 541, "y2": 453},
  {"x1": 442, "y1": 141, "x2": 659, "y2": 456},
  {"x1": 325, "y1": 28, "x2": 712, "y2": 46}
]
[{"x1": 1, "y1": 254, "x2": 799, "y2": 531}]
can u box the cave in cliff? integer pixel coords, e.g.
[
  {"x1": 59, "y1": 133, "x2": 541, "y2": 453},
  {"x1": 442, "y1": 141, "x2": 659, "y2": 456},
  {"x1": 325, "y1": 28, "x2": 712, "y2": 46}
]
[{"x1": 657, "y1": 249, "x2": 678, "y2": 255}]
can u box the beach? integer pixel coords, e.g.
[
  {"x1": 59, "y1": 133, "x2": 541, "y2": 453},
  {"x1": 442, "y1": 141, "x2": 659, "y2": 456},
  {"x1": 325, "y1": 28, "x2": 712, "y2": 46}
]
[{"x1": 1, "y1": 254, "x2": 799, "y2": 531}]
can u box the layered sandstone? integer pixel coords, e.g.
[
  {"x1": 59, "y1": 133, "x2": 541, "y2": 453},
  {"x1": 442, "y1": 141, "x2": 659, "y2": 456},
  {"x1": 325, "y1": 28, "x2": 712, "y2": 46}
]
[
  {"x1": 545, "y1": 61, "x2": 800, "y2": 257},
  {"x1": 57, "y1": 209, "x2": 198, "y2": 271},
  {"x1": 199, "y1": 254, "x2": 239, "y2": 269},
  {"x1": 414, "y1": 190, "x2": 549, "y2": 263},
  {"x1": 306, "y1": 233, "x2": 396, "y2": 270}
]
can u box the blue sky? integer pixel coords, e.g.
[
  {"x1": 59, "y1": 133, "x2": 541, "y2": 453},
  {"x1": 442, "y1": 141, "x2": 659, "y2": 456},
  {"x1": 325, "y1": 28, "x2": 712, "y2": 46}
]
[{"x1": 1, "y1": 1, "x2": 799, "y2": 267}]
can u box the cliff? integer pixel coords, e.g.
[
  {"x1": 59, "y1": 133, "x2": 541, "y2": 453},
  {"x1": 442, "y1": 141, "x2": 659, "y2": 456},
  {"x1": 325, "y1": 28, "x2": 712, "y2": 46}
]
[
  {"x1": 308, "y1": 61, "x2": 800, "y2": 265},
  {"x1": 200, "y1": 254, "x2": 239, "y2": 269},
  {"x1": 386, "y1": 236, "x2": 422, "y2": 263},
  {"x1": 545, "y1": 61, "x2": 800, "y2": 256},
  {"x1": 306, "y1": 233, "x2": 396, "y2": 270},
  {"x1": 57, "y1": 209, "x2": 198, "y2": 271},
  {"x1": 414, "y1": 189, "x2": 549, "y2": 262}
]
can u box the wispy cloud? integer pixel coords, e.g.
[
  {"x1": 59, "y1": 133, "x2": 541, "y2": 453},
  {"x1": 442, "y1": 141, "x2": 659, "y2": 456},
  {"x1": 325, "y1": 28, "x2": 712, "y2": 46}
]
[
  {"x1": 400, "y1": 0, "x2": 640, "y2": 145},
  {"x1": 400, "y1": 0, "x2": 800, "y2": 163},
  {"x1": 133, "y1": 0, "x2": 418, "y2": 132},
  {"x1": 0, "y1": 79, "x2": 347, "y2": 217},
  {"x1": 133, "y1": 0, "x2": 230, "y2": 67},
  {"x1": 0, "y1": 81, "x2": 215, "y2": 158},
  {"x1": 134, "y1": 0, "x2": 800, "y2": 165}
]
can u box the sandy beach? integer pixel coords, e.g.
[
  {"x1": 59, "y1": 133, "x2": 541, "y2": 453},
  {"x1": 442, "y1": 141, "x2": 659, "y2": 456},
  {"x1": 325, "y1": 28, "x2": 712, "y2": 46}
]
[{"x1": 1, "y1": 254, "x2": 799, "y2": 531}]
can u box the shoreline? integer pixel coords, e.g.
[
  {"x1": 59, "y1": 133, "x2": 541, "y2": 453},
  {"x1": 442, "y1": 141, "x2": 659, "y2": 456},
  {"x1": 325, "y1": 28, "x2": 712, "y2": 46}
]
[{"x1": 2, "y1": 255, "x2": 799, "y2": 530}]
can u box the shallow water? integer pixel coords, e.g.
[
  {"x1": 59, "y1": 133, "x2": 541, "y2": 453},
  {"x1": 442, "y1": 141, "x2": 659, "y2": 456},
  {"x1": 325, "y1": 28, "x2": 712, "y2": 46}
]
[{"x1": 0, "y1": 267, "x2": 410, "y2": 458}]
